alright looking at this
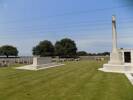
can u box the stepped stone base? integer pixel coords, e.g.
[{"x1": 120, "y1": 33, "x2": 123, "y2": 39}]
[{"x1": 99, "y1": 64, "x2": 133, "y2": 73}]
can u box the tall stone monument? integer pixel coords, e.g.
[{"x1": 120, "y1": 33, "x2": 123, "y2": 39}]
[
  {"x1": 108, "y1": 16, "x2": 123, "y2": 65},
  {"x1": 99, "y1": 15, "x2": 133, "y2": 73}
]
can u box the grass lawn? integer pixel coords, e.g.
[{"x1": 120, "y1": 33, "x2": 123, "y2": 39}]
[{"x1": 0, "y1": 61, "x2": 133, "y2": 100}]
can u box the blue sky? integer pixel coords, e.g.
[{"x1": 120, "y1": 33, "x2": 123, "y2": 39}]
[{"x1": 0, "y1": 0, "x2": 133, "y2": 56}]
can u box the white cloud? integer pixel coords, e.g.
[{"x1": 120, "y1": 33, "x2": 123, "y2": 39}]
[{"x1": 76, "y1": 37, "x2": 112, "y2": 52}]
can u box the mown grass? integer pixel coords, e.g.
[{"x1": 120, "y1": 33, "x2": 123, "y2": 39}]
[{"x1": 0, "y1": 61, "x2": 133, "y2": 100}]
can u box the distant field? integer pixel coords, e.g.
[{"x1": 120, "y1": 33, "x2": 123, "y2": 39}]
[{"x1": 0, "y1": 61, "x2": 133, "y2": 100}]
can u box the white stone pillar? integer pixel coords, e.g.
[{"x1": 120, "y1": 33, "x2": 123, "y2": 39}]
[
  {"x1": 131, "y1": 50, "x2": 133, "y2": 65},
  {"x1": 108, "y1": 16, "x2": 123, "y2": 65},
  {"x1": 112, "y1": 16, "x2": 117, "y2": 52}
]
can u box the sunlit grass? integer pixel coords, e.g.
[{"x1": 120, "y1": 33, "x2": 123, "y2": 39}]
[{"x1": 0, "y1": 61, "x2": 133, "y2": 100}]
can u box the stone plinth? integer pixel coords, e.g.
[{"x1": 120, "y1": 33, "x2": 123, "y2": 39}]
[
  {"x1": 109, "y1": 50, "x2": 123, "y2": 65},
  {"x1": 99, "y1": 64, "x2": 133, "y2": 73}
]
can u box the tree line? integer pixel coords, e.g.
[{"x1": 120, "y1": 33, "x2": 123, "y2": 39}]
[
  {"x1": 32, "y1": 38, "x2": 109, "y2": 57},
  {"x1": 33, "y1": 38, "x2": 77, "y2": 58},
  {"x1": 77, "y1": 51, "x2": 110, "y2": 56},
  {"x1": 0, "y1": 38, "x2": 110, "y2": 58}
]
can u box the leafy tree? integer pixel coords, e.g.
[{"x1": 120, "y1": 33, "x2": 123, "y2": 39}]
[
  {"x1": 77, "y1": 51, "x2": 88, "y2": 56},
  {"x1": 33, "y1": 40, "x2": 54, "y2": 57},
  {"x1": 0, "y1": 45, "x2": 18, "y2": 58},
  {"x1": 55, "y1": 38, "x2": 77, "y2": 58}
]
